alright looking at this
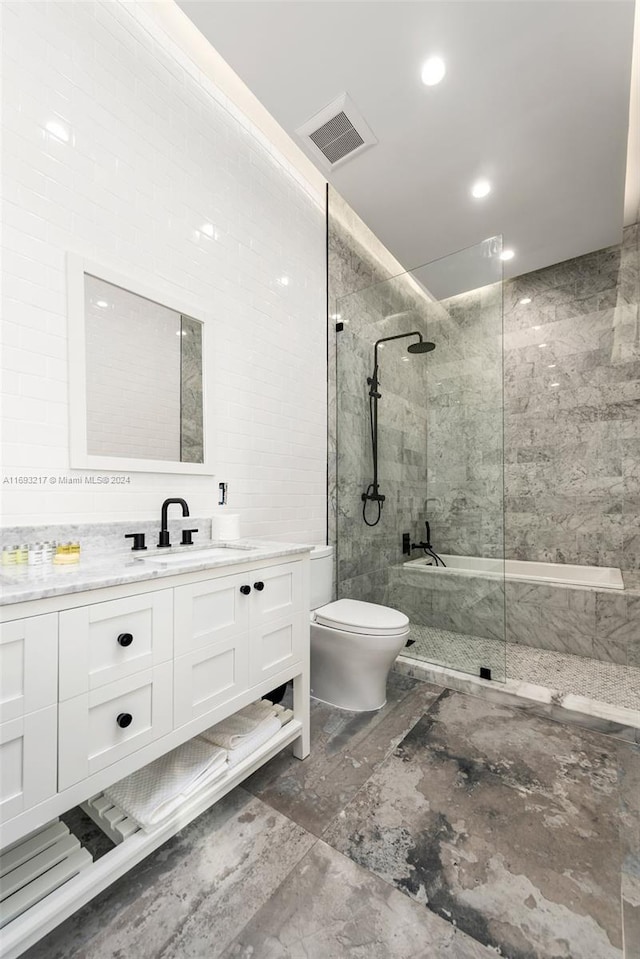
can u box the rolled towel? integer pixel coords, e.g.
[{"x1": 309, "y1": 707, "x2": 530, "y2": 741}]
[
  {"x1": 200, "y1": 699, "x2": 278, "y2": 749},
  {"x1": 226, "y1": 716, "x2": 283, "y2": 768},
  {"x1": 104, "y1": 738, "x2": 227, "y2": 831}
]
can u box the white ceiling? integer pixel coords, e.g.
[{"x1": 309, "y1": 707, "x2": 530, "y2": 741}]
[{"x1": 177, "y1": 1, "x2": 635, "y2": 291}]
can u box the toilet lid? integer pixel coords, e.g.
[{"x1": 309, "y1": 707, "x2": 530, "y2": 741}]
[{"x1": 314, "y1": 599, "x2": 409, "y2": 637}]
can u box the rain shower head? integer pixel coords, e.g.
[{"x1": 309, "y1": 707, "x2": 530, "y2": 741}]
[
  {"x1": 373, "y1": 330, "x2": 435, "y2": 362},
  {"x1": 408, "y1": 339, "x2": 436, "y2": 354}
]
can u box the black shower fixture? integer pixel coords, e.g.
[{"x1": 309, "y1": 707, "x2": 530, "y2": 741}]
[{"x1": 362, "y1": 331, "x2": 436, "y2": 527}]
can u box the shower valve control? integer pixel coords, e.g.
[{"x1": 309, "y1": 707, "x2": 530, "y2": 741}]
[{"x1": 402, "y1": 533, "x2": 411, "y2": 555}]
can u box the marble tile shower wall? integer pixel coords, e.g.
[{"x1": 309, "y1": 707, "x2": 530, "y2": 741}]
[
  {"x1": 501, "y1": 223, "x2": 640, "y2": 570},
  {"x1": 430, "y1": 224, "x2": 640, "y2": 570},
  {"x1": 328, "y1": 204, "x2": 440, "y2": 605},
  {"x1": 426, "y1": 283, "x2": 504, "y2": 559}
]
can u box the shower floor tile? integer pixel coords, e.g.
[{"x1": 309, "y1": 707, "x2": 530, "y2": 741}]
[{"x1": 408, "y1": 623, "x2": 640, "y2": 712}]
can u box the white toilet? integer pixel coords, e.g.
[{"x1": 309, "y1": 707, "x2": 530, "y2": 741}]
[{"x1": 310, "y1": 546, "x2": 410, "y2": 711}]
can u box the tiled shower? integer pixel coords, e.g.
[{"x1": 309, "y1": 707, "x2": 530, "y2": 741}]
[{"x1": 329, "y1": 187, "x2": 640, "y2": 716}]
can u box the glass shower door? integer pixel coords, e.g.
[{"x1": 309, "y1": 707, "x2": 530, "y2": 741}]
[{"x1": 334, "y1": 237, "x2": 506, "y2": 681}]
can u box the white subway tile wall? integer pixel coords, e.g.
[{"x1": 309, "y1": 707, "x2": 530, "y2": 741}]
[{"x1": 0, "y1": 0, "x2": 327, "y2": 542}]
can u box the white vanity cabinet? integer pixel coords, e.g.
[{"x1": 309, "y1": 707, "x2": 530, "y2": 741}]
[
  {"x1": 173, "y1": 561, "x2": 304, "y2": 726},
  {"x1": 0, "y1": 548, "x2": 310, "y2": 959}
]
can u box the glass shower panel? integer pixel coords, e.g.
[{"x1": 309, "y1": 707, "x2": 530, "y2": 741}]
[{"x1": 335, "y1": 237, "x2": 506, "y2": 681}]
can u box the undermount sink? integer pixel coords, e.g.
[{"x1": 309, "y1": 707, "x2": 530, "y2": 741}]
[{"x1": 142, "y1": 545, "x2": 256, "y2": 566}]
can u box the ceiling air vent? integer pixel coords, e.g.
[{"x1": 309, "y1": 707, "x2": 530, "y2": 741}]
[{"x1": 296, "y1": 93, "x2": 377, "y2": 171}]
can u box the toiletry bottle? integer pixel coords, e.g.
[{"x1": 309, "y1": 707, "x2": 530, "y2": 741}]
[
  {"x1": 16, "y1": 544, "x2": 28, "y2": 564},
  {"x1": 28, "y1": 543, "x2": 43, "y2": 566},
  {"x1": 1, "y1": 547, "x2": 16, "y2": 566}
]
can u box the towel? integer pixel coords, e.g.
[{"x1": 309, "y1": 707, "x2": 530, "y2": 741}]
[
  {"x1": 226, "y1": 715, "x2": 283, "y2": 768},
  {"x1": 200, "y1": 699, "x2": 279, "y2": 750},
  {"x1": 104, "y1": 738, "x2": 227, "y2": 831}
]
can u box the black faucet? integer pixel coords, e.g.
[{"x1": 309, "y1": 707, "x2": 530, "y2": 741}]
[
  {"x1": 158, "y1": 498, "x2": 190, "y2": 548},
  {"x1": 410, "y1": 521, "x2": 447, "y2": 567}
]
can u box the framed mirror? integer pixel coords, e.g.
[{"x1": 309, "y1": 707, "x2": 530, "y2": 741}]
[{"x1": 67, "y1": 255, "x2": 214, "y2": 474}]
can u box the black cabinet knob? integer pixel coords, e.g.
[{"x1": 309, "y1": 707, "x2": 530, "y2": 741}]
[
  {"x1": 240, "y1": 585, "x2": 251, "y2": 595},
  {"x1": 117, "y1": 632, "x2": 133, "y2": 647},
  {"x1": 253, "y1": 581, "x2": 265, "y2": 591},
  {"x1": 116, "y1": 712, "x2": 133, "y2": 729}
]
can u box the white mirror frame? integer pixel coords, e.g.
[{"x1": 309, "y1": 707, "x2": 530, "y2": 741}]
[{"x1": 67, "y1": 253, "x2": 215, "y2": 475}]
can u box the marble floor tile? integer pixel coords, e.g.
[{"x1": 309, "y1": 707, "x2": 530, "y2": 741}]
[
  {"x1": 324, "y1": 689, "x2": 624, "y2": 959},
  {"x1": 23, "y1": 789, "x2": 316, "y2": 959},
  {"x1": 220, "y1": 840, "x2": 496, "y2": 959},
  {"x1": 244, "y1": 673, "x2": 443, "y2": 837}
]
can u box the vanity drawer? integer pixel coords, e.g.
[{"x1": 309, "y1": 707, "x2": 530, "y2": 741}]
[
  {"x1": 58, "y1": 663, "x2": 173, "y2": 790},
  {"x1": 249, "y1": 612, "x2": 307, "y2": 686},
  {"x1": 0, "y1": 706, "x2": 57, "y2": 822},
  {"x1": 0, "y1": 614, "x2": 58, "y2": 723},
  {"x1": 59, "y1": 591, "x2": 173, "y2": 700},
  {"x1": 174, "y1": 634, "x2": 249, "y2": 728}
]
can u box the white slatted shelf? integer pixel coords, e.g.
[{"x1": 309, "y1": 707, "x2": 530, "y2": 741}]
[
  {"x1": 0, "y1": 822, "x2": 92, "y2": 931},
  {"x1": 0, "y1": 719, "x2": 302, "y2": 959}
]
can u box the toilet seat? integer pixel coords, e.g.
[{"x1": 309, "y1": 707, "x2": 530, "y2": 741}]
[{"x1": 313, "y1": 599, "x2": 409, "y2": 637}]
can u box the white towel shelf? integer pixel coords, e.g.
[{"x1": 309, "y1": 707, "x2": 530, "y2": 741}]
[
  {"x1": 0, "y1": 720, "x2": 302, "y2": 959},
  {"x1": 0, "y1": 821, "x2": 92, "y2": 930}
]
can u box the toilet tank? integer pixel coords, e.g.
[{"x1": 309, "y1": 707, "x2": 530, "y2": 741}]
[{"x1": 310, "y1": 545, "x2": 334, "y2": 610}]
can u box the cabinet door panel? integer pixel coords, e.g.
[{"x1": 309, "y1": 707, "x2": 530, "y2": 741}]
[
  {"x1": 59, "y1": 591, "x2": 173, "y2": 700},
  {"x1": 174, "y1": 635, "x2": 249, "y2": 727},
  {"x1": 58, "y1": 664, "x2": 173, "y2": 790},
  {"x1": 251, "y1": 562, "x2": 303, "y2": 625},
  {"x1": 0, "y1": 615, "x2": 57, "y2": 723},
  {"x1": 249, "y1": 612, "x2": 306, "y2": 686},
  {"x1": 0, "y1": 707, "x2": 57, "y2": 822},
  {"x1": 174, "y1": 573, "x2": 249, "y2": 656}
]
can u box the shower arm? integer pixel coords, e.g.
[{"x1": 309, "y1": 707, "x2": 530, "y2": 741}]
[{"x1": 373, "y1": 331, "x2": 424, "y2": 371}]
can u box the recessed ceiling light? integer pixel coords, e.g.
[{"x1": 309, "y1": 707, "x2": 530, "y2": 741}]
[
  {"x1": 471, "y1": 179, "x2": 491, "y2": 199},
  {"x1": 421, "y1": 56, "x2": 446, "y2": 86},
  {"x1": 519, "y1": 297, "x2": 531, "y2": 305},
  {"x1": 500, "y1": 249, "x2": 515, "y2": 261},
  {"x1": 95, "y1": 299, "x2": 108, "y2": 309},
  {"x1": 278, "y1": 276, "x2": 290, "y2": 287},
  {"x1": 201, "y1": 223, "x2": 216, "y2": 239}
]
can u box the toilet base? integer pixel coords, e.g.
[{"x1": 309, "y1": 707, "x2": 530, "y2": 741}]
[{"x1": 310, "y1": 621, "x2": 409, "y2": 712}]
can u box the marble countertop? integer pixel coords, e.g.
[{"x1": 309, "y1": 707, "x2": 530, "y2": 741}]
[{"x1": 0, "y1": 540, "x2": 313, "y2": 606}]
